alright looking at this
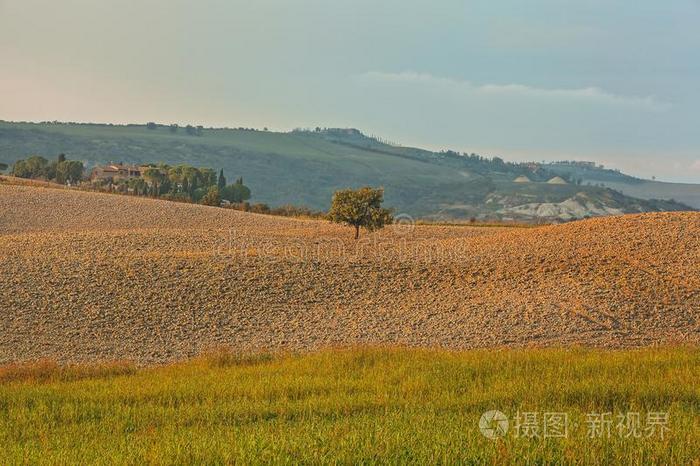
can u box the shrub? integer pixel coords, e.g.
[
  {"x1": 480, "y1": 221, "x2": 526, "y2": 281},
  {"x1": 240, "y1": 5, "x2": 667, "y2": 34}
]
[{"x1": 201, "y1": 186, "x2": 221, "y2": 206}]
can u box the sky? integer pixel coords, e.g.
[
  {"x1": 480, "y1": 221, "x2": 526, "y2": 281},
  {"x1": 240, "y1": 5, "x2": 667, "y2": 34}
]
[{"x1": 1, "y1": 0, "x2": 699, "y2": 182}]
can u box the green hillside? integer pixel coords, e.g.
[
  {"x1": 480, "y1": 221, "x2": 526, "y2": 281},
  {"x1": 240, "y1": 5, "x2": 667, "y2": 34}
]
[{"x1": 0, "y1": 121, "x2": 694, "y2": 220}]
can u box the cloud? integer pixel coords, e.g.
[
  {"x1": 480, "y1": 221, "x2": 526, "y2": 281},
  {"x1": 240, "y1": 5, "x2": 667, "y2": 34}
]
[
  {"x1": 691, "y1": 160, "x2": 700, "y2": 171},
  {"x1": 357, "y1": 71, "x2": 669, "y2": 110}
]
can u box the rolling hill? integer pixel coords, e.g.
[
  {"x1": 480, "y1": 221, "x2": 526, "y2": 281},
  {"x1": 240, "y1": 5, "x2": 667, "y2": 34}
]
[
  {"x1": 0, "y1": 121, "x2": 695, "y2": 220},
  {"x1": 545, "y1": 161, "x2": 700, "y2": 208},
  {"x1": 1, "y1": 183, "x2": 698, "y2": 364}
]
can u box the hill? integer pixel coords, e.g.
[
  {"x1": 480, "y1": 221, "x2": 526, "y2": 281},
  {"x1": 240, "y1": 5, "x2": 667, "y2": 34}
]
[
  {"x1": 0, "y1": 121, "x2": 694, "y2": 220},
  {"x1": 1, "y1": 184, "x2": 698, "y2": 364},
  {"x1": 545, "y1": 161, "x2": 700, "y2": 208}
]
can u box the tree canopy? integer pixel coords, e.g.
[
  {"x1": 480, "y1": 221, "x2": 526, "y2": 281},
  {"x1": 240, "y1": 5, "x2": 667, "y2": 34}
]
[
  {"x1": 55, "y1": 160, "x2": 83, "y2": 184},
  {"x1": 11, "y1": 155, "x2": 84, "y2": 185},
  {"x1": 328, "y1": 187, "x2": 393, "y2": 239},
  {"x1": 137, "y1": 164, "x2": 251, "y2": 204},
  {"x1": 201, "y1": 186, "x2": 222, "y2": 206},
  {"x1": 221, "y1": 177, "x2": 251, "y2": 203}
]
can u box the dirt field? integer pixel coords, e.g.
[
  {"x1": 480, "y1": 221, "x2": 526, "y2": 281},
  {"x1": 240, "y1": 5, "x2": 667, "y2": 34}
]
[{"x1": 1, "y1": 184, "x2": 699, "y2": 364}]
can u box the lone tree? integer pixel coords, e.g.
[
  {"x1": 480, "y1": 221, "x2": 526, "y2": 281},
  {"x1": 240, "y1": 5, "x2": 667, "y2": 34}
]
[{"x1": 328, "y1": 187, "x2": 393, "y2": 239}]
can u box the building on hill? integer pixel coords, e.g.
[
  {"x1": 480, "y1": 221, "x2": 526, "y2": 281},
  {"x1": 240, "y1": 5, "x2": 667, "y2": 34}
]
[
  {"x1": 513, "y1": 175, "x2": 532, "y2": 183},
  {"x1": 547, "y1": 176, "x2": 568, "y2": 185},
  {"x1": 90, "y1": 163, "x2": 142, "y2": 182}
]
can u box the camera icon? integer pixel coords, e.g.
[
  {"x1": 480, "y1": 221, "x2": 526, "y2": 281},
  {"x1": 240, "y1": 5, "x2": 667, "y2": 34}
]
[{"x1": 479, "y1": 410, "x2": 509, "y2": 439}]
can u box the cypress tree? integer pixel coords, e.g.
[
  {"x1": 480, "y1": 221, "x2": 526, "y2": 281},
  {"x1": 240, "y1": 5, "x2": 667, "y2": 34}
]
[{"x1": 218, "y1": 169, "x2": 226, "y2": 190}]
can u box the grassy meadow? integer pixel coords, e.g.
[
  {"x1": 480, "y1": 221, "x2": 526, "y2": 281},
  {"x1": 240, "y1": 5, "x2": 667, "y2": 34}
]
[{"x1": 0, "y1": 348, "x2": 698, "y2": 464}]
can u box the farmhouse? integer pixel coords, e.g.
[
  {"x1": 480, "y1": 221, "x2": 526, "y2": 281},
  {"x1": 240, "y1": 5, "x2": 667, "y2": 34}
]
[{"x1": 90, "y1": 163, "x2": 142, "y2": 182}]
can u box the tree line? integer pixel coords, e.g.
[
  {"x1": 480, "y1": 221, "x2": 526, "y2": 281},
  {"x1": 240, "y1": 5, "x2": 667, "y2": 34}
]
[
  {"x1": 146, "y1": 122, "x2": 205, "y2": 136},
  {"x1": 99, "y1": 164, "x2": 251, "y2": 205},
  {"x1": 10, "y1": 154, "x2": 84, "y2": 185},
  {"x1": 8, "y1": 154, "x2": 251, "y2": 206}
]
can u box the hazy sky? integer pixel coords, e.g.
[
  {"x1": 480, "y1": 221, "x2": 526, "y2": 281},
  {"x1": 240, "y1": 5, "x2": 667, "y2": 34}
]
[{"x1": 1, "y1": 0, "x2": 699, "y2": 181}]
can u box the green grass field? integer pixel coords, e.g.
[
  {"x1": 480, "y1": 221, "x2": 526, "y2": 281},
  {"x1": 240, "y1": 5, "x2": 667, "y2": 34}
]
[{"x1": 1, "y1": 348, "x2": 698, "y2": 464}]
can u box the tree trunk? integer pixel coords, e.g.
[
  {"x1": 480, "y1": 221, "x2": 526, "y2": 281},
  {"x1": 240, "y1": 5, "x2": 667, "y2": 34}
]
[{"x1": 354, "y1": 225, "x2": 360, "y2": 240}]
